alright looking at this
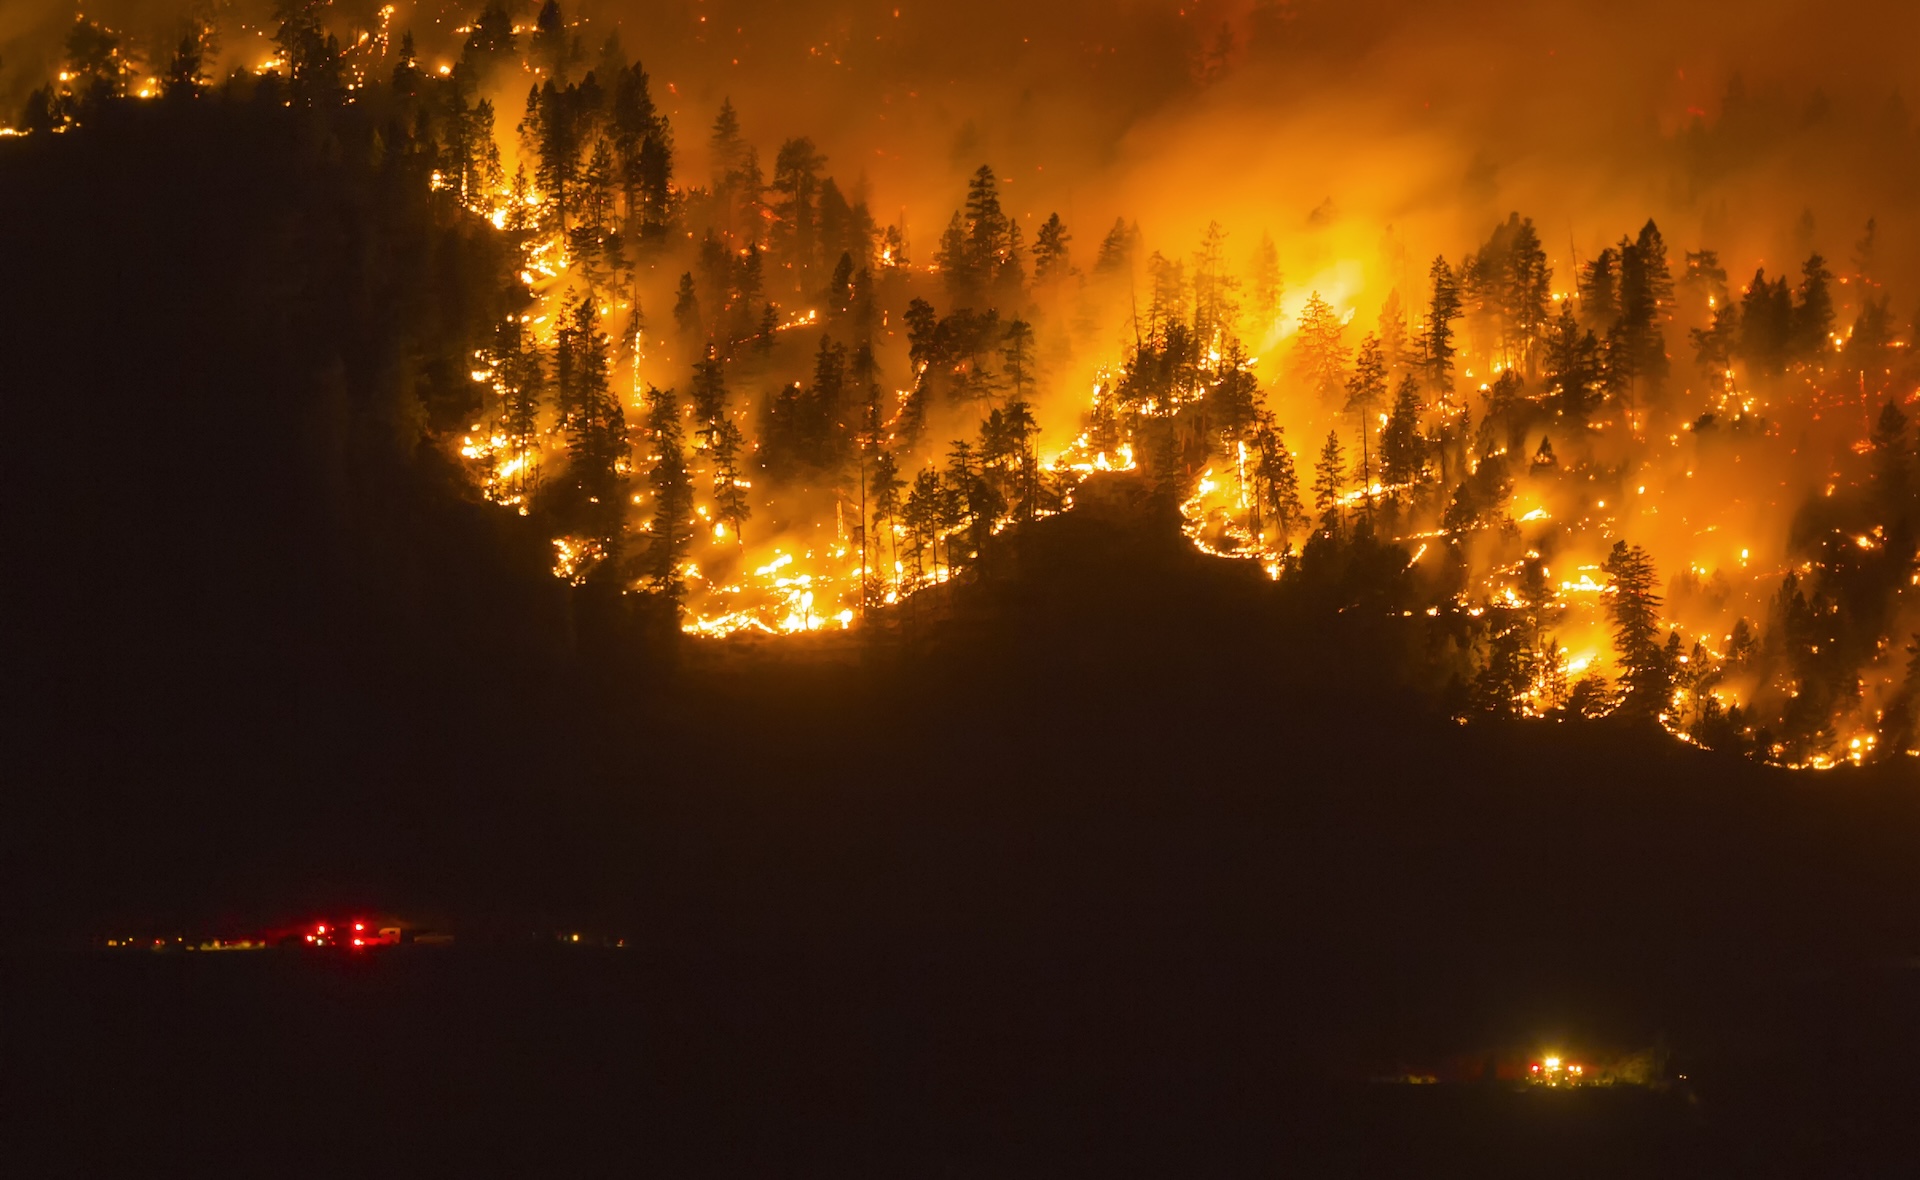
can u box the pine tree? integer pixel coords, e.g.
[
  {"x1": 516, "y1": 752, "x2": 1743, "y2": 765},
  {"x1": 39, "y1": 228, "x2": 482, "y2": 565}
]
[
  {"x1": 933, "y1": 212, "x2": 969, "y2": 293},
  {"x1": 1344, "y1": 333, "x2": 1389, "y2": 524},
  {"x1": 1206, "y1": 341, "x2": 1260, "y2": 458},
  {"x1": 1841, "y1": 296, "x2": 1895, "y2": 392},
  {"x1": 551, "y1": 291, "x2": 583, "y2": 425},
  {"x1": 565, "y1": 299, "x2": 631, "y2": 566},
  {"x1": 850, "y1": 341, "x2": 882, "y2": 444},
  {"x1": 272, "y1": 1, "x2": 344, "y2": 107},
  {"x1": 1869, "y1": 400, "x2": 1910, "y2": 498},
  {"x1": 1737, "y1": 269, "x2": 1795, "y2": 377},
  {"x1": 1423, "y1": 256, "x2": 1462, "y2": 393},
  {"x1": 505, "y1": 165, "x2": 538, "y2": 239},
  {"x1": 496, "y1": 315, "x2": 546, "y2": 501},
  {"x1": 1094, "y1": 218, "x2": 1137, "y2": 276},
  {"x1": 609, "y1": 63, "x2": 661, "y2": 235},
  {"x1": 533, "y1": 0, "x2": 574, "y2": 80},
  {"x1": 462, "y1": 2, "x2": 517, "y2": 80},
  {"x1": 871, "y1": 449, "x2": 905, "y2": 581},
  {"x1": 1577, "y1": 247, "x2": 1620, "y2": 331},
  {"x1": 1545, "y1": 303, "x2": 1604, "y2": 420},
  {"x1": 697, "y1": 230, "x2": 733, "y2": 314},
  {"x1": 904, "y1": 297, "x2": 941, "y2": 375},
  {"x1": 1474, "y1": 607, "x2": 1541, "y2": 718},
  {"x1": 998, "y1": 219, "x2": 1028, "y2": 297},
  {"x1": 734, "y1": 148, "x2": 768, "y2": 250},
  {"x1": 571, "y1": 139, "x2": 620, "y2": 282},
  {"x1": 756, "y1": 302, "x2": 778, "y2": 356},
  {"x1": 817, "y1": 179, "x2": 858, "y2": 271},
  {"x1": 1853, "y1": 217, "x2": 1878, "y2": 286},
  {"x1": 878, "y1": 223, "x2": 909, "y2": 268},
  {"x1": 905, "y1": 468, "x2": 945, "y2": 580},
  {"x1": 1379, "y1": 373, "x2": 1427, "y2": 500},
  {"x1": 1682, "y1": 248, "x2": 1729, "y2": 308},
  {"x1": 998, "y1": 399, "x2": 1041, "y2": 520},
  {"x1": 1252, "y1": 413, "x2": 1305, "y2": 544},
  {"x1": 1689, "y1": 303, "x2": 1739, "y2": 391},
  {"x1": 963, "y1": 165, "x2": 1010, "y2": 289},
  {"x1": 473, "y1": 100, "x2": 506, "y2": 198},
  {"x1": 772, "y1": 138, "x2": 828, "y2": 277},
  {"x1": 1294, "y1": 292, "x2": 1349, "y2": 404},
  {"x1": 635, "y1": 90, "x2": 675, "y2": 242},
  {"x1": 689, "y1": 347, "x2": 728, "y2": 450},
  {"x1": 897, "y1": 371, "x2": 929, "y2": 449},
  {"x1": 390, "y1": 30, "x2": 422, "y2": 96},
  {"x1": 1033, "y1": 213, "x2": 1073, "y2": 281},
  {"x1": 1001, "y1": 317, "x2": 1036, "y2": 402},
  {"x1": 1192, "y1": 220, "x2": 1241, "y2": 343},
  {"x1": 1313, "y1": 430, "x2": 1347, "y2": 536},
  {"x1": 826, "y1": 252, "x2": 856, "y2": 314},
  {"x1": 800, "y1": 334, "x2": 850, "y2": 471},
  {"x1": 1376, "y1": 289, "x2": 1407, "y2": 371},
  {"x1": 162, "y1": 24, "x2": 208, "y2": 100},
  {"x1": 730, "y1": 246, "x2": 766, "y2": 348},
  {"x1": 709, "y1": 97, "x2": 747, "y2": 189},
  {"x1": 1146, "y1": 252, "x2": 1188, "y2": 342},
  {"x1": 644, "y1": 384, "x2": 695, "y2": 601},
  {"x1": 1602, "y1": 540, "x2": 1669, "y2": 717},
  {"x1": 944, "y1": 440, "x2": 997, "y2": 566},
  {"x1": 1791, "y1": 252, "x2": 1836, "y2": 363},
  {"x1": 850, "y1": 267, "x2": 876, "y2": 346},
  {"x1": 1616, "y1": 220, "x2": 1672, "y2": 398},
  {"x1": 710, "y1": 418, "x2": 751, "y2": 543},
  {"x1": 530, "y1": 81, "x2": 581, "y2": 231},
  {"x1": 1479, "y1": 213, "x2": 1551, "y2": 376}
]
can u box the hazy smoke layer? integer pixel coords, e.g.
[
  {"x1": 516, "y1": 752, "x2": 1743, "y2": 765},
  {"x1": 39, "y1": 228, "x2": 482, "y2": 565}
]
[{"x1": 9, "y1": 1, "x2": 1917, "y2": 273}]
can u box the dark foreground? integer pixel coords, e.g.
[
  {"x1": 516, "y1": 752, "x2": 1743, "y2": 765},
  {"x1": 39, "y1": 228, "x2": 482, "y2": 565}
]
[{"x1": 8, "y1": 938, "x2": 1920, "y2": 1175}]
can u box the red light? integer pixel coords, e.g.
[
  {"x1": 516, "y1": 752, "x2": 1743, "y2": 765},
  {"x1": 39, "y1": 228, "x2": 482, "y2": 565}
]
[
  {"x1": 353, "y1": 922, "x2": 365, "y2": 932},
  {"x1": 316, "y1": 924, "x2": 327, "y2": 934},
  {"x1": 352, "y1": 937, "x2": 365, "y2": 947}
]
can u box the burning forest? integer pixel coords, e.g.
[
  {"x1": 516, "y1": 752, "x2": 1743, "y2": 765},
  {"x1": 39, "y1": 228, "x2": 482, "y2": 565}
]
[
  {"x1": 15, "y1": 4, "x2": 1920, "y2": 1172},
  {"x1": 3, "y1": 0, "x2": 1918, "y2": 774}
]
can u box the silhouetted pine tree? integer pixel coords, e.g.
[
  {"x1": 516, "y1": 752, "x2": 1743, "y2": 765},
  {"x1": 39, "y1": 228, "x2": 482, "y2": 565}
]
[
  {"x1": 1033, "y1": 214, "x2": 1072, "y2": 281},
  {"x1": 1379, "y1": 374, "x2": 1427, "y2": 511},
  {"x1": 1294, "y1": 292, "x2": 1349, "y2": 405},
  {"x1": 1313, "y1": 430, "x2": 1346, "y2": 536},
  {"x1": 710, "y1": 418, "x2": 750, "y2": 544},
  {"x1": 870, "y1": 449, "x2": 905, "y2": 585},
  {"x1": 1791, "y1": 252, "x2": 1836, "y2": 363},
  {"x1": 1602, "y1": 540, "x2": 1669, "y2": 718},
  {"x1": 1423, "y1": 257, "x2": 1462, "y2": 393},
  {"x1": 771, "y1": 138, "x2": 827, "y2": 279},
  {"x1": 1344, "y1": 333, "x2": 1389, "y2": 525},
  {"x1": 564, "y1": 300, "x2": 631, "y2": 566},
  {"x1": 1094, "y1": 218, "x2": 1138, "y2": 276},
  {"x1": 1251, "y1": 412, "x2": 1305, "y2": 545},
  {"x1": 643, "y1": 384, "x2": 694, "y2": 601}
]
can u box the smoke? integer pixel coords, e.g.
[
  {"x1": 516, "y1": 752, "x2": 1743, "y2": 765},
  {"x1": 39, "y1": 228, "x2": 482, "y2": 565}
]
[{"x1": 11, "y1": 1, "x2": 1916, "y2": 280}]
